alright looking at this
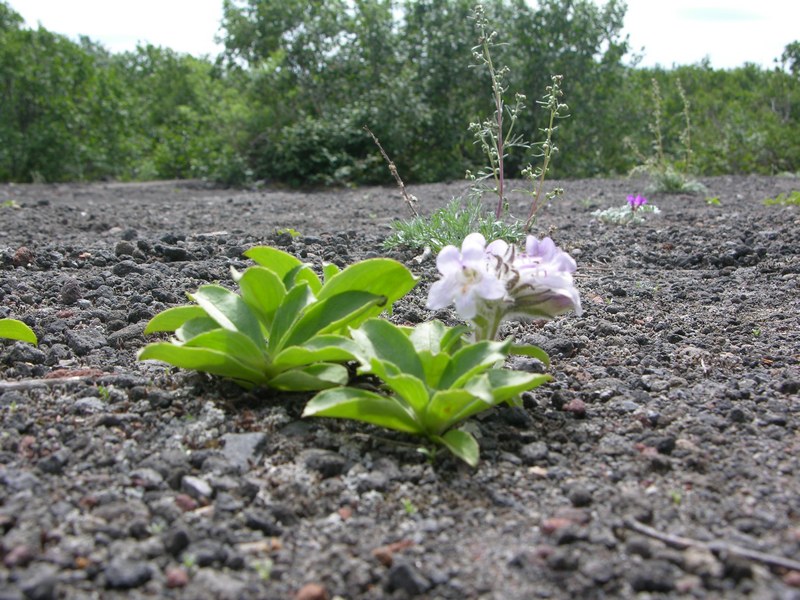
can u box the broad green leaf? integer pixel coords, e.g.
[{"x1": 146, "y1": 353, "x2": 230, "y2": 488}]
[
  {"x1": 322, "y1": 262, "x2": 340, "y2": 282},
  {"x1": 417, "y1": 350, "x2": 450, "y2": 389},
  {"x1": 408, "y1": 320, "x2": 448, "y2": 354},
  {"x1": 369, "y1": 359, "x2": 430, "y2": 414},
  {"x1": 351, "y1": 319, "x2": 425, "y2": 381},
  {"x1": 435, "y1": 429, "x2": 480, "y2": 467},
  {"x1": 268, "y1": 363, "x2": 348, "y2": 391},
  {"x1": 477, "y1": 370, "x2": 552, "y2": 404},
  {"x1": 284, "y1": 264, "x2": 323, "y2": 295},
  {"x1": 424, "y1": 388, "x2": 482, "y2": 435},
  {"x1": 439, "y1": 324, "x2": 470, "y2": 353},
  {"x1": 282, "y1": 291, "x2": 385, "y2": 348},
  {"x1": 271, "y1": 334, "x2": 359, "y2": 371},
  {"x1": 183, "y1": 329, "x2": 269, "y2": 372},
  {"x1": 268, "y1": 283, "x2": 315, "y2": 353},
  {"x1": 244, "y1": 246, "x2": 303, "y2": 279},
  {"x1": 510, "y1": 343, "x2": 550, "y2": 366},
  {"x1": 236, "y1": 266, "x2": 287, "y2": 331},
  {"x1": 137, "y1": 343, "x2": 268, "y2": 388},
  {"x1": 189, "y1": 285, "x2": 266, "y2": 351},
  {"x1": 176, "y1": 317, "x2": 219, "y2": 342},
  {"x1": 144, "y1": 305, "x2": 207, "y2": 334},
  {"x1": 318, "y1": 258, "x2": 416, "y2": 321},
  {"x1": 0, "y1": 318, "x2": 37, "y2": 345},
  {"x1": 438, "y1": 339, "x2": 510, "y2": 390},
  {"x1": 304, "y1": 387, "x2": 422, "y2": 434}
]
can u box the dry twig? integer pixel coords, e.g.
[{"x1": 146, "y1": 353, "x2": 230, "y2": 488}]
[
  {"x1": 363, "y1": 126, "x2": 418, "y2": 217},
  {"x1": 624, "y1": 518, "x2": 800, "y2": 573}
]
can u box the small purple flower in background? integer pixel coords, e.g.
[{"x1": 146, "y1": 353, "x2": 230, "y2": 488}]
[
  {"x1": 426, "y1": 233, "x2": 506, "y2": 319},
  {"x1": 627, "y1": 194, "x2": 648, "y2": 210}
]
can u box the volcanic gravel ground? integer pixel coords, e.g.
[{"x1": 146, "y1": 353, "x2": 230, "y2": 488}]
[{"x1": 1, "y1": 176, "x2": 799, "y2": 599}]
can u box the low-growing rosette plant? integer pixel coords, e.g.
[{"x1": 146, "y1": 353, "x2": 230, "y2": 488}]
[
  {"x1": 303, "y1": 318, "x2": 551, "y2": 466},
  {"x1": 592, "y1": 193, "x2": 660, "y2": 225},
  {"x1": 427, "y1": 232, "x2": 582, "y2": 341},
  {"x1": 138, "y1": 246, "x2": 416, "y2": 390},
  {"x1": 0, "y1": 318, "x2": 37, "y2": 345}
]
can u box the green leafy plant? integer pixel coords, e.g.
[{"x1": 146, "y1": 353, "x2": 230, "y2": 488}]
[
  {"x1": 384, "y1": 197, "x2": 525, "y2": 253},
  {"x1": 303, "y1": 318, "x2": 550, "y2": 466},
  {"x1": 0, "y1": 318, "x2": 37, "y2": 345},
  {"x1": 138, "y1": 246, "x2": 416, "y2": 390},
  {"x1": 705, "y1": 196, "x2": 721, "y2": 206},
  {"x1": 628, "y1": 78, "x2": 706, "y2": 195},
  {"x1": 763, "y1": 190, "x2": 800, "y2": 206}
]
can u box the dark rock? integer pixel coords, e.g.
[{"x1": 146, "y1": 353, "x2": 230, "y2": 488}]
[
  {"x1": 163, "y1": 527, "x2": 191, "y2": 556},
  {"x1": 244, "y1": 510, "x2": 283, "y2": 536},
  {"x1": 36, "y1": 449, "x2": 70, "y2": 475},
  {"x1": 629, "y1": 560, "x2": 676, "y2": 592},
  {"x1": 303, "y1": 449, "x2": 348, "y2": 478},
  {"x1": 189, "y1": 540, "x2": 229, "y2": 567},
  {"x1": 387, "y1": 561, "x2": 431, "y2": 596},
  {"x1": 546, "y1": 547, "x2": 579, "y2": 571},
  {"x1": 566, "y1": 485, "x2": 593, "y2": 507},
  {"x1": 60, "y1": 278, "x2": 82, "y2": 304},
  {"x1": 104, "y1": 560, "x2": 153, "y2": 589},
  {"x1": 5, "y1": 343, "x2": 46, "y2": 365},
  {"x1": 115, "y1": 241, "x2": 136, "y2": 257},
  {"x1": 112, "y1": 260, "x2": 144, "y2": 276}
]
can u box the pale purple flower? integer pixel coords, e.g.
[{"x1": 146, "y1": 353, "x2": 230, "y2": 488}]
[
  {"x1": 510, "y1": 236, "x2": 582, "y2": 319},
  {"x1": 627, "y1": 194, "x2": 648, "y2": 209},
  {"x1": 427, "y1": 233, "x2": 506, "y2": 319}
]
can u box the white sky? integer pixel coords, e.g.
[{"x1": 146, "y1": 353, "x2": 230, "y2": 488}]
[{"x1": 9, "y1": 0, "x2": 800, "y2": 69}]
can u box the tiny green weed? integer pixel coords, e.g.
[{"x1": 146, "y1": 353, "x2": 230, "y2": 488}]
[{"x1": 763, "y1": 190, "x2": 800, "y2": 206}]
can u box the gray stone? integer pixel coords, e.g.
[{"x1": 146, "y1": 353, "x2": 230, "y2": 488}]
[
  {"x1": 65, "y1": 328, "x2": 107, "y2": 356},
  {"x1": 18, "y1": 566, "x2": 57, "y2": 600},
  {"x1": 520, "y1": 441, "x2": 549, "y2": 464},
  {"x1": 73, "y1": 397, "x2": 105, "y2": 415},
  {"x1": 181, "y1": 475, "x2": 213, "y2": 500},
  {"x1": 192, "y1": 569, "x2": 246, "y2": 600},
  {"x1": 104, "y1": 560, "x2": 153, "y2": 589},
  {"x1": 221, "y1": 432, "x2": 267, "y2": 472}
]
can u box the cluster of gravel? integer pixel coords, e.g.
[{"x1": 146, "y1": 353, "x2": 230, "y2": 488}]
[{"x1": 1, "y1": 177, "x2": 799, "y2": 599}]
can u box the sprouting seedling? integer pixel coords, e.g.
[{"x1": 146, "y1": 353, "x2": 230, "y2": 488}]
[
  {"x1": 97, "y1": 385, "x2": 111, "y2": 402},
  {"x1": 402, "y1": 498, "x2": 418, "y2": 515}
]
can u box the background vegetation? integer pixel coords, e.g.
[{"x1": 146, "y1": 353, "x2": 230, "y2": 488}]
[{"x1": 1, "y1": 0, "x2": 798, "y2": 185}]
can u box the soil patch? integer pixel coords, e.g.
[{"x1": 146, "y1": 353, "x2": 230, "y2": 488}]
[{"x1": 1, "y1": 176, "x2": 799, "y2": 599}]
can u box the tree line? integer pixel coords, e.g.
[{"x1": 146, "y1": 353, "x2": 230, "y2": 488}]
[{"x1": 1, "y1": 0, "x2": 798, "y2": 185}]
